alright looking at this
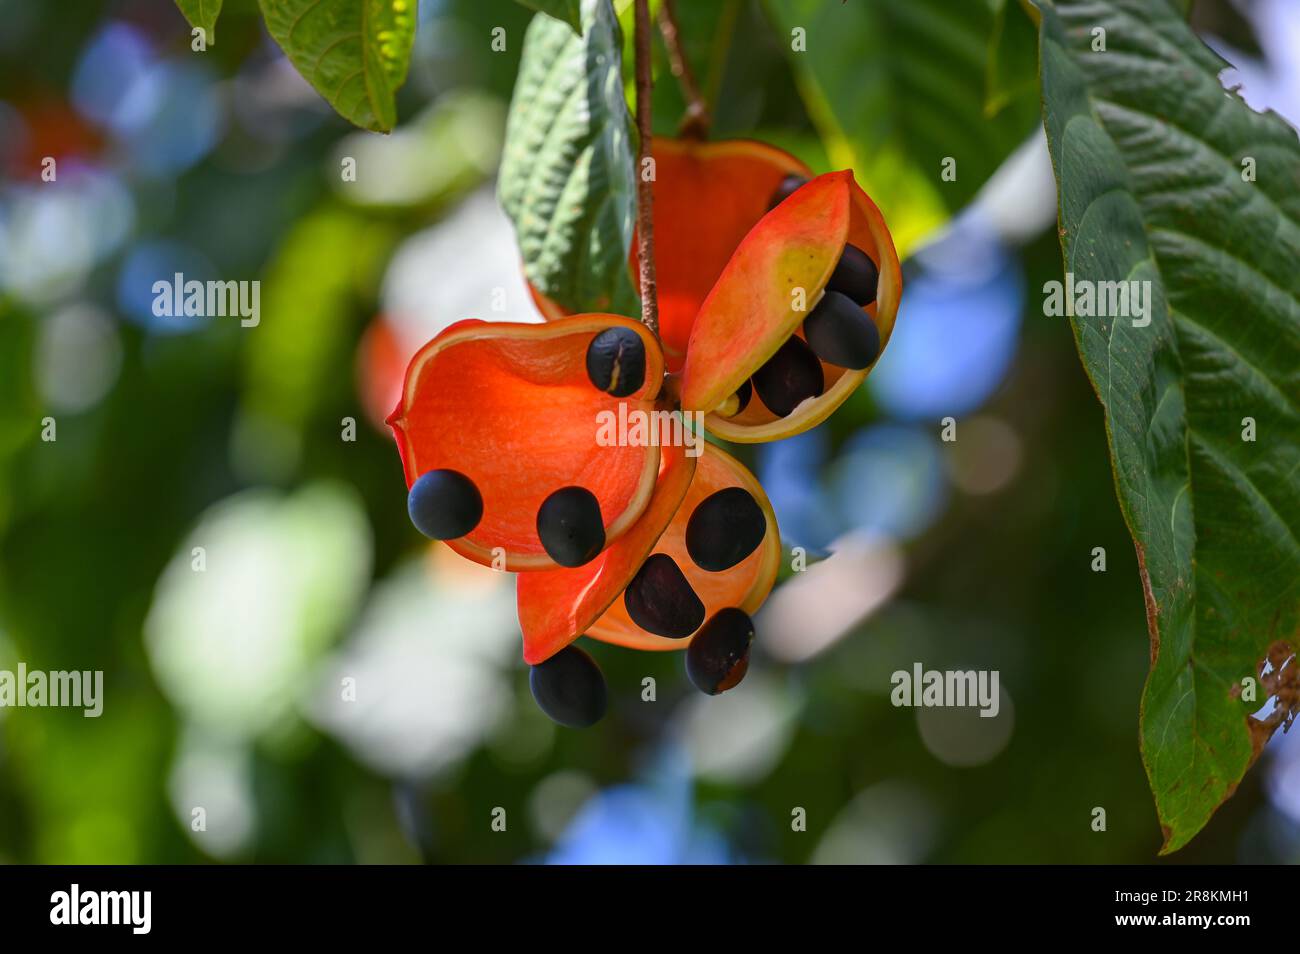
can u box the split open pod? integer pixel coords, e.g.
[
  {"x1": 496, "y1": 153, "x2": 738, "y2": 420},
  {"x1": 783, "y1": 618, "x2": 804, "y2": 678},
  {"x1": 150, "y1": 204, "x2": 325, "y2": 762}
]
[
  {"x1": 388, "y1": 316, "x2": 665, "y2": 571},
  {"x1": 631, "y1": 138, "x2": 814, "y2": 370},
  {"x1": 389, "y1": 314, "x2": 777, "y2": 718},
  {"x1": 529, "y1": 138, "x2": 901, "y2": 443},
  {"x1": 391, "y1": 140, "x2": 902, "y2": 722},
  {"x1": 679, "y1": 168, "x2": 902, "y2": 442}
]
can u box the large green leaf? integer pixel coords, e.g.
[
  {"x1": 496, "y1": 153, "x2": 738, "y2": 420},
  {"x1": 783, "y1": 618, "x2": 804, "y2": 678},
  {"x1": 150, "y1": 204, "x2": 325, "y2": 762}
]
[
  {"x1": 1038, "y1": 0, "x2": 1300, "y2": 853},
  {"x1": 499, "y1": 0, "x2": 637, "y2": 316},
  {"x1": 175, "y1": 0, "x2": 224, "y2": 40},
  {"x1": 763, "y1": 0, "x2": 1042, "y2": 255},
  {"x1": 514, "y1": 0, "x2": 583, "y2": 35},
  {"x1": 257, "y1": 0, "x2": 418, "y2": 132}
]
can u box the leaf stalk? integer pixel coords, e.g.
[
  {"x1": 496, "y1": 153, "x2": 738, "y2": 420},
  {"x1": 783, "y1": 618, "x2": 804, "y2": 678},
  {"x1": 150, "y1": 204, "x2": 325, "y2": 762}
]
[{"x1": 633, "y1": 0, "x2": 660, "y2": 337}]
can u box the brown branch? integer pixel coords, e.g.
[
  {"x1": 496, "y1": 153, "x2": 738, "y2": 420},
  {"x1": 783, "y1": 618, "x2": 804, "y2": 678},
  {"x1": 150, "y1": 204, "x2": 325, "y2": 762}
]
[
  {"x1": 657, "y1": 0, "x2": 710, "y2": 139},
  {"x1": 634, "y1": 0, "x2": 659, "y2": 337}
]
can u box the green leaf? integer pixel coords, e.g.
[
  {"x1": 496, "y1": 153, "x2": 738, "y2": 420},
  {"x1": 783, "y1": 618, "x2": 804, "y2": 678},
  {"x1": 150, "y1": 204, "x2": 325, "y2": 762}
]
[
  {"x1": 515, "y1": 0, "x2": 583, "y2": 35},
  {"x1": 0, "y1": 303, "x2": 38, "y2": 463},
  {"x1": 257, "y1": 0, "x2": 418, "y2": 133},
  {"x1": 175, "y1": 0, "x2": 224, "y2": 41},
  {"x1": 1038, "y1": 0, "x2": 1300, "y2": 853},
  {"x1": 499, "y1": 0, "x2": 637, "y2": 316},
  {"x1": 763, "y1": 0, "x2": 1042, "y2": 255},
  {"x1": 987, "y1": 0, "x2": 1040, "y2": 118}
]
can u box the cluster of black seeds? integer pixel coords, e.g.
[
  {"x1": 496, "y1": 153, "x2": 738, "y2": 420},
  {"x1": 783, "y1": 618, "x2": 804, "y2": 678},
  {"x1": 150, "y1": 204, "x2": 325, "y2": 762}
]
[
  {"x1": 622, "y1": 485, "x2": 765, "y2": 639},
  {"x1": 527, "y1": 480, "x2": 765, "y2": 723},
  {"x1": 407, "y1": 470, "x2": 609, "y2": 569},
  {"x1": 721, "y1": 175, "x2": 882, "y2": 421},
  {"x1": 528, "y1": 605, "x2": 757, "y2": 728},
  {"x1": 407, "y1": 330, "x2": 764, "y2": 728}
]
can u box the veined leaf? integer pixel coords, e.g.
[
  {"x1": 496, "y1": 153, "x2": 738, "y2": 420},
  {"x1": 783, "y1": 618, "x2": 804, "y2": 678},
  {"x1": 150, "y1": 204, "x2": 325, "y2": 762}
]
[
  {"x1": 763, "y1": 0, "x2": 1042, "y2": 255},
  {"x1": 175, "y1": 0, "x2": 224, "y2": 41},
  {"x1": 258, "y1": 0, "x2": 418, "y2": 133},
  {"x1": 1038, "y1": 0, "x2": 1300, "y2": 852},
  {"x1": 499, "y1": 0, "x2": 638, "y2": 316},
  {"x1": 515, "y1": 0, "x2": 583, "y2": 35}
]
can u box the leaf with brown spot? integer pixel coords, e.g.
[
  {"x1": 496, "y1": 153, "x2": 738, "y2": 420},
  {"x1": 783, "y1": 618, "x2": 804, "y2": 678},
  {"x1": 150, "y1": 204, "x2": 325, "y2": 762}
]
[{"x1": 1039, "y1": 0, "x2": 1300, "y2": 853}]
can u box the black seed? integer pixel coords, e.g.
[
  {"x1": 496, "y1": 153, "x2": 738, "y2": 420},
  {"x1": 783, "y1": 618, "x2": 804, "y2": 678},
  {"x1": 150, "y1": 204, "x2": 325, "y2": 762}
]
[
  {"x1": 751, "y1": 336, "x2": 824, "y2": 417},
  {"x1": 537, "y1": 486, "x2": 605, "y2": 567},
  {"x1": 826, "y1": 243, "x2": 879, "y2": 306},
  {"x1": 768, "y1": 174, "x2": 808, "y2": 210},
  {"x1": 530, "y1": 645, "x2": 607, "y2": 728},
  {"x1": 686, "y1": 608, "x2": 755, "y2": 696},
  {"x1": 734, "y1": 379, "x2": 752, "y2": 415},
  {"x1": 623, "y1": 554, "x2": 706, "y2": 638},
  {"x1": 685, "y1": 487, "x2": 766, "y2": 572},
  {"x1": 803, "y1": 290, "x2": 881, "y2": 370},
  {"x1": 586, "y1": 327, "x2": 646, "y2": 397},
  {"x1": 407, "y1": 469, "x2": 483, "y2": 540}
]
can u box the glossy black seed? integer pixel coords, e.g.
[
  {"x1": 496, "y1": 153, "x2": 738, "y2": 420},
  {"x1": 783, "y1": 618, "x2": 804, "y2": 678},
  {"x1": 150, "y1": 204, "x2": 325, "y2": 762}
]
[
  {"x1": 733, "y1": 379, "x2": 752, "y2": 415},
  {"x1": 537, "y1": 486, "x2": 605, "y2": 567},
  {"x1": 686, "y1": 608, "x2": 755, "y2": 696},
  {"x1": 530, "y1": 645, "x2": 607, "y2": 728},
  {"x1": 586, "y1": 327, "x2": 646, "y2": 397},
  {"x1": 407, "y1": 469, "x2": 483, "y2": 540},
  {"x1": 826, "y1": 243, "x2": 879, "y2": 306},
  {"x1": 767, "y1": 174, "x2": 808, "y2": 210},
  {"x1": 623, "y1": 554, "x2": 705, "y2": 638},
  {"x1": 803, "y1": 290, "x2": 881, "y2": 370},
  {"x1": 686, "y1": 487, "x2": 766, "y2": 572},
  {"x1": 751, "y1": 336, "x2": 824, "y2": 417}
]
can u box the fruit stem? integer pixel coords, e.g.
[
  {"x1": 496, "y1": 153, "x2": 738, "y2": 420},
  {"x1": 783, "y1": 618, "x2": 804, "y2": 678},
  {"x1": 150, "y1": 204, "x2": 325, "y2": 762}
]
[
  {"x1": 657, "y1": 0, "x2": 710, "y2": 140},
  {"x1": 633, "y1": 0, "x2": 660, "y2": 338}
]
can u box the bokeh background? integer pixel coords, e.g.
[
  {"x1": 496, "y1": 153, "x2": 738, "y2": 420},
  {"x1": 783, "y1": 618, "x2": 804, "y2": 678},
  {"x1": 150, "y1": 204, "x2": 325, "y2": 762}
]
[{"x1": 1, "y1": 0, "x2": 1297, "y2": 864}]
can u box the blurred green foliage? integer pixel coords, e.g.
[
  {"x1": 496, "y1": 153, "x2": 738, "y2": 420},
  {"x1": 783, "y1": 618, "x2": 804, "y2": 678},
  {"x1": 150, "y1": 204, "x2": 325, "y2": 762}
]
[{"x1": 0, "y1": 0, "x2": 1288, "y2": 865}]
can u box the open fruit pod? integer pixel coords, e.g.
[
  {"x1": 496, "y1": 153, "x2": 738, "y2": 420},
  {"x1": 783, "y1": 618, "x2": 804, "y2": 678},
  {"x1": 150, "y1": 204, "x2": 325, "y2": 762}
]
[
  {"x1": 531, "y1": 137, "x2": 902, "y2": 443},
  {"x1": 387, "y1": 316, "x2": 665, "y2": 571},
  {"x1": 635, "y1": 138, "x2": 814, "y2": 371},
  {"x1": 679, "y1": 167, "x2": 902, "y2": 442},
  {"x1": 390, "y1": 142, "x2": 902, "y2": 722},
  {"x1": 389, "y1": 316, "x2": 779, "y2": 715}
]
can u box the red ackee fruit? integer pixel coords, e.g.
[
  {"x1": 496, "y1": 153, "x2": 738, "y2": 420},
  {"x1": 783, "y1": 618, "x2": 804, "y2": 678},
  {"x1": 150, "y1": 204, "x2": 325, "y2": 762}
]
[{"x1": 388, "y1": 138, "x2": 901, "y2": 720}]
